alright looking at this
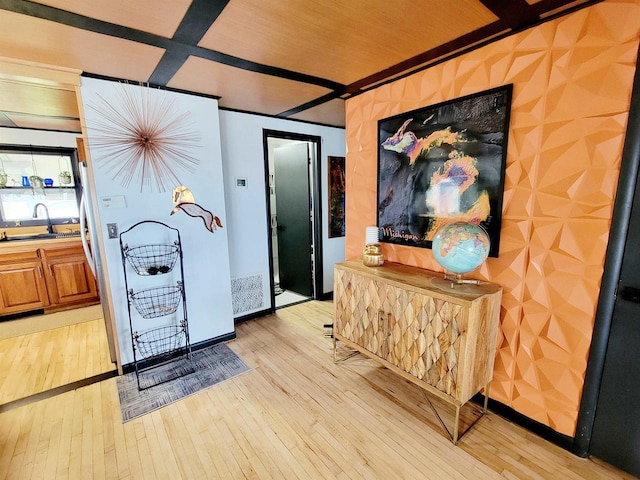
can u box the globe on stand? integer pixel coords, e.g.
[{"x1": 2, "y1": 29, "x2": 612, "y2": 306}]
[{"x1": 432, "y1": 222, "x2": 490, "y2": 286}]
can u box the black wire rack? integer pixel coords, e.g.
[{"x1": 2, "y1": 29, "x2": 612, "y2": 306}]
[
  {"x1": 119, "y1": 221, "x2": 192, "y2": 391},
  {"x1": 122, "y1": 243, "x2": 180, "y2": 276},
  {"x1": 133, "y1": 325, "x2": 187, "y2": 360},
  {"x1": 128, "y1": 283, "x2": 183, "y2": 319}
]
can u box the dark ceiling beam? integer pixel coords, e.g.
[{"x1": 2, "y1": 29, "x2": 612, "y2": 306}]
[
  {"x1": 172, "y1": 0, "x2": 228, "y2": 45},
  {"x1": 149, "y1": 0, "x2": 230, "y2": 85},
  {"x1": 348, "y1": 3, "x2": 538, "y2": 96},
  {"x1": 0, "y1": 0, "x2": 174, "y2": 49},
  {"x1": 346, "y1": 0, "x2": 601, "y2": 99},
  {"x1": 345, "y1": 21, "x2": 507, "y2": 96},
  {"x1": 528, "y1": 0, "x2": 604, "y2": 20},
  {"x1": 287, "y1": 0, "x2": 599, "y2": 117},
  {"x1": 0, "y1": 0, "x2": 601, "y2": 120},
  {"x1": 479, "y1": 0, "x2": 539, "y2": 28},
  {"x1": 0, "y1": 0, "x2": 346, "y2": 92},
  {"x1": 188, "y1": 45, "x2": 346, "y2": 92},
  {"x1": 278, "y1": 92, "x2": 343, "y2": 118},
  {"x1": 148, "y1": 50, "x2": 191, "y2": 86}
]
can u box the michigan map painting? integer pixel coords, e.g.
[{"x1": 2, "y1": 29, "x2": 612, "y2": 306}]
[{"x1": 377, "y1": 85, "x2": 512, "y2": 257}]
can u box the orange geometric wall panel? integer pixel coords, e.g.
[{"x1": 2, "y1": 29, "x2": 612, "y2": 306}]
[{"x1": 344, "y1": 0, "x2": 640, "y2": 436}]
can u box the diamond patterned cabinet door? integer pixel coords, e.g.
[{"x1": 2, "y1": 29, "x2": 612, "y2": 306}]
[
  {"x1": 334, "y1": 267, "x2": 388, "y2": 358},
  {"x1": 386, "y1": 288, "x2": 466, "y2": 399},
  {"x1": 334, "y1": 260, "x2": 502, "y2": 408}
]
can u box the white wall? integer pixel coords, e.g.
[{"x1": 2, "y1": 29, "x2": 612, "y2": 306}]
[
  {"x1": 218, "y1": 110, "x2": 346, "y2": 314},
  {"x1": 79, "y1": 78, "x2": 234, "y2": 364},
  {"x1": 2, "y1": 104, "x2": 347, "y2": 333}
]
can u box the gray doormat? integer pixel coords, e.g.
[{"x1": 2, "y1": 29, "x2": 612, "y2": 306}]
[{"x1": 116, "y1": 343, "x2": 250, "y2": 422}]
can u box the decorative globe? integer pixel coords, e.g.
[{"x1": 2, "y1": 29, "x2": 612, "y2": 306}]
[{"x1": 432, "y1": 222, "x2": 490, "y2": 275}]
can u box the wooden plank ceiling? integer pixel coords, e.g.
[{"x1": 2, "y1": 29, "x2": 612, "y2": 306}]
[{"x1": 0, "y1": 0, "x2": 598, "y2": 131}]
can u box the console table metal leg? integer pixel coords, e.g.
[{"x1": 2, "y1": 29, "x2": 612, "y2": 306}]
[
  {"x1": 453, "y1": 405, "x2": 461, "y2": 444},
  {"x1": 333, "y1": 335, "x2": 337, "y2": 362},
  {"x1": 483, "y1": 383, "x2": 491, "y2": 413},
  {"x1": 422, "y1": 388, "x2": 487, "y2": 445},
  {"x1": 332, "y1": 336, "x2": 359, "y2": 363},
  {"x1": 424, "y1": 392, "x2": 459, "y2": 444}
]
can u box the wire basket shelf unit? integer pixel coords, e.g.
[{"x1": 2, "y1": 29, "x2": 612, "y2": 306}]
[
  {"x1": 120, "y1": 220, "x2": 192, "y2": 390},
  {"x1": 123, "y1": 243, "x2": 180, "y2": 275},
  {"x1": 129, "y1": 283, "x2": 183, "y2": 319},
  {"x1": 133, "y1": 323, "x2": 188, "y2": 360}
]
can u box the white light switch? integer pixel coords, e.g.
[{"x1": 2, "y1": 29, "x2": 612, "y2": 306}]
[{"x1": 107, "y1": 223, "x2": 118, "y2": 239}]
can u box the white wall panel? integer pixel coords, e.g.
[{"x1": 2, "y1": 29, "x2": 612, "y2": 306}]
[
  {"x1": 219, "y1": 110, "x2": 345, "y2": 311},
  {"x1": 79, "y1": 77, "x2": 234, "y2": 364}
]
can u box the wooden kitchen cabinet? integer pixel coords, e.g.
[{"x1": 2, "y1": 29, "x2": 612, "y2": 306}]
[
  {"x1": 333, "y1": 260, "x2": 502, "y2": 443},
  {"x1": 0, "y1": 240, "x2": 99, "y2": 316},
  {"x1": 0, "y1": 251, "x2": 50, "y2": 314},
  {"x1": 41, "y1": 244, "x2": 99, "y2": 308}
]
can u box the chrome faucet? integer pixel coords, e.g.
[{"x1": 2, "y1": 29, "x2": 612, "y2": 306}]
[{"x1": 33, "y1": 203, "x2": 54, "y2": 234}]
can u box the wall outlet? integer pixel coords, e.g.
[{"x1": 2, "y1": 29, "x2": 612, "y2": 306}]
[{"x1": 107, "y1": 223, "x2": 118, "y2": 239}]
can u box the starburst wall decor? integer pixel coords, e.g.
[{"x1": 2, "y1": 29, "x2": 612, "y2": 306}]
[{"x1": 87, "y1": 82, "x2": 201, "y2": 193}]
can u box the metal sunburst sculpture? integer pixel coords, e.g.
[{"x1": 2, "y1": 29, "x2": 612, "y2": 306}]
[{"x1": 87, "y1": 82, "x2": 200, "y2": 193}]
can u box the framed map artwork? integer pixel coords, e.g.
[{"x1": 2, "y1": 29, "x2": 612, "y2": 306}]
[{"x1": 377, "y1": 85, "x2": 512, "y2": 257}]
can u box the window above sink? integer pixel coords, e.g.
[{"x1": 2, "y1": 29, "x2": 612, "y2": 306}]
[{"x1": 0, "y1": 145, "x2": 81, "y2": 229}]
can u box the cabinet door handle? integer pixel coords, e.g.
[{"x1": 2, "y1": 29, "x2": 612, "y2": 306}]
[
  {"x1": 48, "y1": 265, "x2": 54, "y2": 276},
  {"x1": 37, "y1": 266, "x2": 43, "y2": 278}
]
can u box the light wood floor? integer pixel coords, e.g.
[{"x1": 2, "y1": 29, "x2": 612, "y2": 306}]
[
  {"x1": 0, "y1": 317, "x2": 115, "y2": 405},
  {"x1": 0, "y1": 301, "x2": 633, "y2": 479},
  {"x1": 0, "y1": 305, "x2": 104, "y2": 340}
]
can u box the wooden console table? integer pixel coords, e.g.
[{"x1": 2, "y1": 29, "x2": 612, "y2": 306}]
[{"x1": 333, "y1": 260, "x2": 502, "y2": 443}]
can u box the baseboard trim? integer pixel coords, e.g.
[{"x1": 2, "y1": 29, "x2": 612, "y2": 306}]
[
  {"x1": 0, "y1": 308, "x2": 45, "y2": 322},
  {"x1": 191, "y1": 332, "x2": 237, "y2": 351},
  {"x1": 318, "y1": 291, "x2": 333, "y2": 301},
  {"x1": 121, "y1": 331, "x2": 238, "y2": 374},
  {"x1": 234, "y1": 308, "x2": 272, "y2": 324},
  {"x1": 276, "y1": 298, "x2": 312, "y2": 310},
  {"x1": 472, "y1": 393, "x2": 574, "y2": 451}
]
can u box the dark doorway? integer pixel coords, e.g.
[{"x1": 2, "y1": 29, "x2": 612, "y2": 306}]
[
  {"x1": 589, "y1": 165, "x2": 640, "y2": 476},
  {"x1": 575, "y1": 53, "x2": 640, "y2": 477},
  {"x1": 273, "y1": 142, "x2": 313, "y2": 297},
  {"x1": 263, "y1": 131, "x2": 323, "y2": 310}
]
